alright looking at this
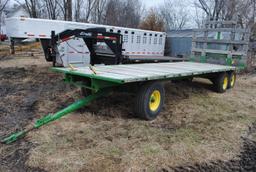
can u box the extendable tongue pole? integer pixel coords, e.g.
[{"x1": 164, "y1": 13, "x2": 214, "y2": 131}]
[{"x1": 1, "y1": 90, "x2": 107, "y2": 144}]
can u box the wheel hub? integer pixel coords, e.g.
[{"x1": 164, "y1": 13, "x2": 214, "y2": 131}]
[
  {"x1": 230, "y1": 74, "x2": 235, "y2": 87},
  {"x1": 149, "y1": 90, "x2": 161, "y2": 111},
  {"x1": 223, "y1": 76, "x2": 228, "y2": 90}
]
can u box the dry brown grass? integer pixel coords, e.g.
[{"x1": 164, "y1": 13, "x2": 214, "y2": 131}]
[
  {"x1": 0, "y1": 42, "x2": 42, "y2": 57},
  {"x1": 25, "y1": 75, "x2": 256, "y2": 172}
]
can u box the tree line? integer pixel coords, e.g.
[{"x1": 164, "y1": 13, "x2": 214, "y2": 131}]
[
  {"x1": 0, "y1": 0, "x2": 255, "y2": 32},
  {"x1": 13, "y1": 0, "x2": 143, "y2": 29}
]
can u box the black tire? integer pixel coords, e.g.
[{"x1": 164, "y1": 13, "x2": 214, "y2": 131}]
[
  {"x1": 228, "y1": 71, "x2": 236, "y2": 89},
  {"x1": 172, "y1": 77, "x2": 193, "y2": 83},
  {"x1": 208, "y1": 76, "x2": 215, "y2": 84},
  {"x1": 213, "y1": 72, "x2": 229, "y2": 93},
  {"x1": 182, "y1": 77, "x2": 193, "y2": 83},
  {"x1": 134, "y1": 82, "x2": 165, "y2": 120}
]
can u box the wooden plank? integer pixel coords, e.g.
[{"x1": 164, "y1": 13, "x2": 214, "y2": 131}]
[
  {"x1": 123, "y1": 63, "x2": 195, "y2": 74},
  {"x1": 144, "y1": 62, "x2": 228, "y2": 70},
  {"x1": 78, "y1": 65, "x2": 182, "y2": 82},
  {"x1": 170, "y1": 62, "x2": 233, "y2": 69},
  {"x1": 149, "y1": 63, "x2": 229, "y2": 74},
  {"x1": 117, "y1": 63, "x2": 194, "y2": 73},
  {"x1": 174, "y1": 65, "x2": 232, "y2": 72},
  {"x1": 100, "y1": 65, "x2": 171, "y2": 75},
  {"x1": 66, "y1": 68, "x2": 135, "y2": 81},
  {"x1": 86, "y1": 64, "x2": 190, "y2": 82},
  {"x1": 55, "y1": 62, "x2": 235, "y2": 83},
  {"x1": 99, "y1": 62, "x2": 234, "y2": 76},
  {"x1": 90, "y1": 67, "x2": 162, "y2": 78},
  {"x1": 97, "y1": 65, "x2": 192, "y2": 80},
  {"x1": 141, "y1": 63, "x2": 202, "y2": 71}
]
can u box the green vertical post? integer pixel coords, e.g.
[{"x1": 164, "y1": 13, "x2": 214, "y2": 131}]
[{"x1": 217, "y1": 32, "x2": 221, "y2": 40}]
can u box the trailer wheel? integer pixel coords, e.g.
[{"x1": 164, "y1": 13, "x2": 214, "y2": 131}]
[
  {"x1": 228, "y1": 72, "x2": 236, "y2": 89},
  {"x1": 135, "y1": 82, "x2": 165, "y2": 120},
  {"x1": 214, "y1": 72, "x2": 229, "y2": 93}
]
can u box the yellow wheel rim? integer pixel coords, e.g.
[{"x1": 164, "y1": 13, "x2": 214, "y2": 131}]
[
  {"x1": 223, "y1": 76, "x2": 228, "y2": 90},
  {"x1": 149, "y1": 90, "x2": 161, "y2": 111},
  {"x1": 230, "y1": 74, "x2": 235, "y2": 87}
]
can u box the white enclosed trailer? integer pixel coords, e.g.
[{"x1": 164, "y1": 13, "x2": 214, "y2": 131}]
[{"x1": 6, "y1": 17, "x2": 166, "y2": 67}]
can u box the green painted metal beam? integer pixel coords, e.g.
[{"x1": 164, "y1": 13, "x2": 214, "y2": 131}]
[
  {"x1": 1, "y1": 90, "x2": 109, "y2": 144},
  {"x1": 52, "y1": 67, "x2": 124, "y2": 84},
  {"x1": 64, "y1": 74, "x2": 122, "y2": 91}
]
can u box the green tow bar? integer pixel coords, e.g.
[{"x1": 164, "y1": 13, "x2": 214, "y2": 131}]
[{"x1": 1, "y1": 90, "x2": 108, "y2": 144}]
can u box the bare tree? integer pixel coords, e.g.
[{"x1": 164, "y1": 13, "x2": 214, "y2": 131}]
[
  {"x1": 159, "y1": 0, "x2": 189, "y2": 30},
  {"x1": 14, "y1": 0, "x2": 45, "y2": 18},
  {"x1": 103, "y1": 0, "x2": 118, "y2": 25},
  {"x1": 236, "y1": 0, "x2": 255, "y2": 28},
  {"x1": 74, "y1": 0, "x2": 83, "y2": 21},
  {"x1": 74, "y1": 0, "x2": 100, "y2": 23},
  {"x1": 58, "y1": 0, "x2": 72, "y2": 21},
  {"x1": 139, "y1": 8, "x2": 165, "y2": 32},
  {"x1": 104, "y1": 0, "x2": 142, "y2": 28},
  {"x1": 91, "y1": 0, "x2": 107, "y2": 24},
  {"x1": 195, "y1": 0, "x2": 256, "y2": 28},
  {"x1": 122, "y1": 0, "x2": 142, "y2": 27},
  {"x1": 24, "y1": 0, "x2": 39, "y2": 18},
  {"x1": 0, "y1": 0, "x2": 9, "y2": 33},
  {"x1": 67, "y1": 0, "x2": 72, "y2": 21},
  {"x1": 194, "y1": 0, "x2": 225, "y2": 21},
  {"x1": 194, "y1": 4, "x2": 207, "y2": 28},
  {"x1": 43, "y1": 0, "x2": 102, "y2": 22},
  {"x1": 84, "y1": 0, "x2": 97, "y2": 22},
  {"x1": 0, "y1": 0, "x2": 8, "y2": 12},
  {"x1": 44, "y1": 0, "x2": 59, "y2": 20}
]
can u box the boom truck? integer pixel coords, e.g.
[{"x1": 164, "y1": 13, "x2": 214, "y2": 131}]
[{"x1": 1, "y1": 17, "x2": 237, "y2": 144}]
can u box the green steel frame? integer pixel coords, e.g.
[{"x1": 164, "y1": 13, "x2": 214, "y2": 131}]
[
  {"x1": 64, "y1": 73, "x2": 122, "y2": 92},
  {"x1": 1, "y1": 64, "x2": 236, "y2": 144}
]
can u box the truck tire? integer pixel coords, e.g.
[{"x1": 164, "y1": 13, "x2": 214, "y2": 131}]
[
  {"x1": 214, "y1": 72, "x2": 229, "y2": 93},
  {"x1": 228, "y1": 71, "x2": 236, "y2": 89},
  {"x1": 134, "y1": 82, "x2": 165, "y2": 120}
]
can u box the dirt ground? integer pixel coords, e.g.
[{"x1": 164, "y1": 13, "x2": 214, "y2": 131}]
[{"x1": 0, "y1": 46, "x2": 256, "y2": 172}]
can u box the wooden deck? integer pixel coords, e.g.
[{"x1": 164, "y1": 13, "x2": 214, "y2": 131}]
[{"x1": 53, "y1": 62, "x2": 236, "y2": 83}]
